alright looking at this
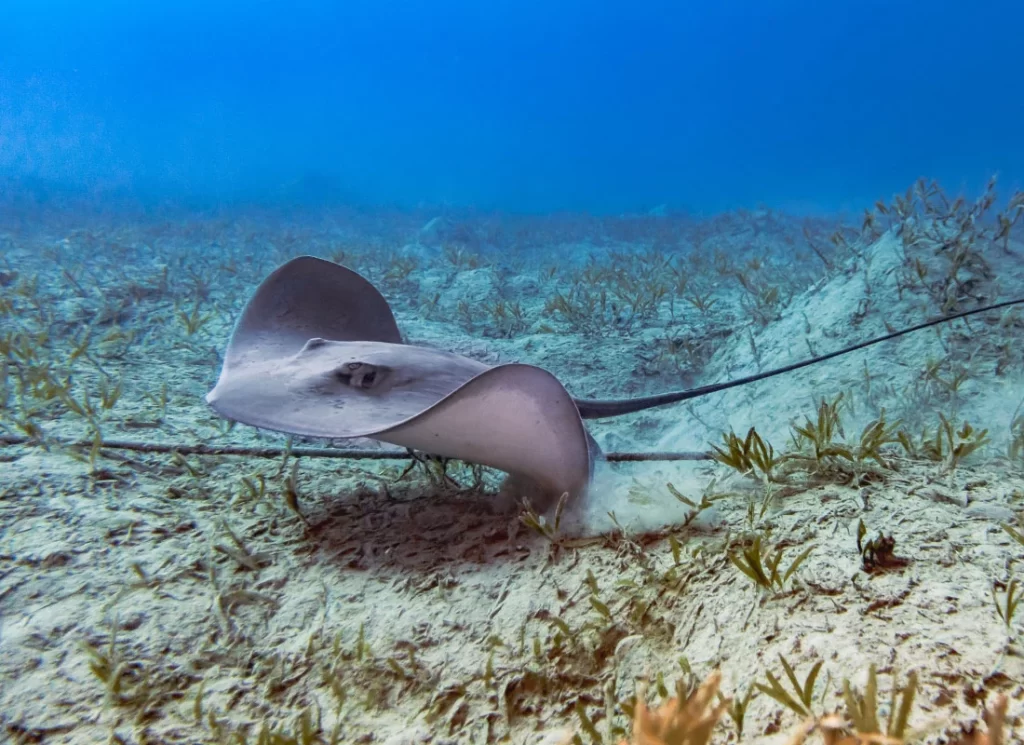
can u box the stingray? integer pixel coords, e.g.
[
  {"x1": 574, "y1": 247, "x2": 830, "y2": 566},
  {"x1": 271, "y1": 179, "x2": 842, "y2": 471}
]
[{"x1": 207, "y1": 256, "x2": 1024, "y2": 499}]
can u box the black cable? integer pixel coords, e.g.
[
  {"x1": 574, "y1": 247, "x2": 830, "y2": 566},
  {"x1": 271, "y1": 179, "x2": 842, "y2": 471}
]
[{"x1": 0, "y1": 434, "x2": 713, "y2": 462}]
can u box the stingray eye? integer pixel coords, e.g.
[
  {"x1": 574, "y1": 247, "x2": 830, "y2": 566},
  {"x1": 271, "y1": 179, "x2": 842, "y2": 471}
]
[
  {"x1": 333, "y1": 362, "x2": 386, "y2": 391},
  {"x1": 333, "y1": 362, "x2": 361, "y2": 385}
]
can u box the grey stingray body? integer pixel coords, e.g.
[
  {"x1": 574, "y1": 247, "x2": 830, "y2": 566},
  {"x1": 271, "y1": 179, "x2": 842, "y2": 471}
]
[{"x1": 207, "y1": 256, "x2": 596, "y2": 497}]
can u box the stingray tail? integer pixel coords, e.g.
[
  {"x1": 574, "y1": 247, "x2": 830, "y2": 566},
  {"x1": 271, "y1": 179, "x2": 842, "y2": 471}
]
[{"x1": 574, "y1": 297, "x2": 1024, "y2": 420}]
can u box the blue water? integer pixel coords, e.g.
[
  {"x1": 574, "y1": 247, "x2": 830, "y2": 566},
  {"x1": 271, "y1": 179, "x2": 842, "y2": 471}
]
[{"x1": 2, "y1": 0, "x2": 1022, "y2": 214}]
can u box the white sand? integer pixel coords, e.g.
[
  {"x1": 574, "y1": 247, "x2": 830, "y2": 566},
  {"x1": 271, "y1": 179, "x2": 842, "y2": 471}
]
[{"x1": 1, "y1": 201, "x2": 1022, "y2": 743}]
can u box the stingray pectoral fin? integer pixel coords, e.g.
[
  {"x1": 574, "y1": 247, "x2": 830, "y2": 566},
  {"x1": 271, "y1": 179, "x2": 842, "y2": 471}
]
[
  {"x1": 223, "y1": 256, "x2": 403, "y2": 372},
  {"x1": 376, "y1": 364, "x2": 593, "y2": 498}
]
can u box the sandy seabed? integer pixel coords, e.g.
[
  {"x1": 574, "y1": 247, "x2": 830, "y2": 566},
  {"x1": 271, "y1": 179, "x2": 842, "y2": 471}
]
[{"x1": 2, "y1": 191, "x2": 1024, "y2": 744}]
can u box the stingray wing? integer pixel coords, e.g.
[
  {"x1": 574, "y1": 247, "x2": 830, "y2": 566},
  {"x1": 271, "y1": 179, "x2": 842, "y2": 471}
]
[
  {"x1": 377, "y1": 364, "x2": 593, "y2": 498},
  {"x1": 207, "y1": 340, "x2": 488, "y2": 437},
  {"x1": 221, "y1": 256, "x2": 402, "y2": 374}
]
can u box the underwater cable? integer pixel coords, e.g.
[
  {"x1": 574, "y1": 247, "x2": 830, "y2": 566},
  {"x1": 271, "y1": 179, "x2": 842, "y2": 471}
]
[{"x1": 0, "y1": 436, "x2": 708, "y2": 462}]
